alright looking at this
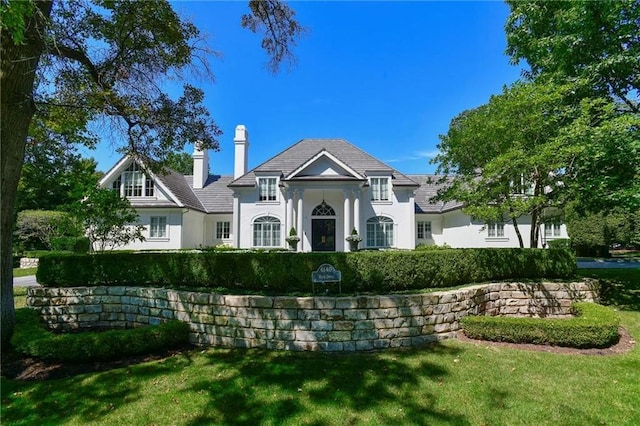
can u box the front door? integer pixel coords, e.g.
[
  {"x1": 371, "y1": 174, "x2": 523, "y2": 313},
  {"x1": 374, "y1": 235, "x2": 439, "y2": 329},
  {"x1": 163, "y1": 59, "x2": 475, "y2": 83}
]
[{"x1": 312, "y1": 219, "x2": 336, "y2": 251}]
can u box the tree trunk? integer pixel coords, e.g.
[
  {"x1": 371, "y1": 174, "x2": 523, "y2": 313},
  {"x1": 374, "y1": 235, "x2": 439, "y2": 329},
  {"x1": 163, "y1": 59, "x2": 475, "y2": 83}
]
[
  {"x1": 1, "y1": 1, "x2": 53, "y2": 347},
  {"x1": 511, "y1": 217, "x2": 524, "y2": 248}
]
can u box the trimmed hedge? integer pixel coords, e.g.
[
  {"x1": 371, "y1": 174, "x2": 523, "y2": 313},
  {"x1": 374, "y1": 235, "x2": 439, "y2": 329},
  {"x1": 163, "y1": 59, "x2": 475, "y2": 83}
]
[
  {"x1": 37, "y1": 249, "x2": 576, "y2": 294},
  {"x1": 461, "y1": 302, "x2": 620, "y2": 348},
  {"x1": 11, "y1": 309, "x2": 190, "y2": 362}
]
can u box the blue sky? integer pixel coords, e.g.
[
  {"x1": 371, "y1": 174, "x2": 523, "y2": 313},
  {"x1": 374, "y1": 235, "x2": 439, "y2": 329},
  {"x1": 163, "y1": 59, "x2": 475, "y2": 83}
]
[{"x1": 86, "y1": 1, "x2": 526, "y2": 175}]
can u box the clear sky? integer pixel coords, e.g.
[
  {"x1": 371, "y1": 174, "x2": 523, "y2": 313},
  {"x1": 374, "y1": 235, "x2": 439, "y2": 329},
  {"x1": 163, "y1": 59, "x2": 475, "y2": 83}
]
[{"x1": 85, "y1": 1, "x2": 526, "y2": 176}]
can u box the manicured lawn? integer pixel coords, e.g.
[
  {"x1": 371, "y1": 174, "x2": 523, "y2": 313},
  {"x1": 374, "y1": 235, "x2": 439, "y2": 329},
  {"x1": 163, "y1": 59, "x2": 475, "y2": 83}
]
[
  {"x1": 12, "y1": 267, "x2": 37, "y2": 278},
  {"x1": 2, "y1": 269, "x2": 639, "y2": 425}
]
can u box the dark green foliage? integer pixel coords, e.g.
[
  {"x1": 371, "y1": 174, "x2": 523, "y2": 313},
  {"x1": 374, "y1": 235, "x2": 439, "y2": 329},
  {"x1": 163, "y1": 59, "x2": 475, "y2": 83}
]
[
  {"x1": 37, "y1": 249, "x2": 576, "y2": 294},
  {"x1": 11, "y1": 308, "x2": 190, "y2": 362},
  {"x1": 547, "y1": 239, "x2": 570, "y2": 249},
  {"x1": 461, "y1": 302, "x2": 620, "y2": 348}
]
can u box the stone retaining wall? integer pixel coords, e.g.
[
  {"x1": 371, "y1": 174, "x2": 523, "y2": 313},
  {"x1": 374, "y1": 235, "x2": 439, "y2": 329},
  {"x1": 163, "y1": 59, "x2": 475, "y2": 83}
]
[
  {"x1": 27, "y1": 281, "x2": 598, "y2": 352},
  {"x1": 20, "y1": 257, "x2": 39, "y2": 269}
]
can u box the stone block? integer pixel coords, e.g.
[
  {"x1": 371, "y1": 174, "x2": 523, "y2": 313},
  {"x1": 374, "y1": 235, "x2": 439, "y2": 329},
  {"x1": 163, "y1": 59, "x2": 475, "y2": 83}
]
[
  {"x1": 378, "y1": 296, "x2": 403, "y2": 308},
  {"x1": 357, "y1": 296, "x2": 379, "y2": 309},
  {"x1": 78, "y1": 313, "x2": 99, "y2": 322},
  {"x1": 107, "y1": 286, "x2": 126, "y2": 296},
  {"x1": 356, "y1": 340, "x2": 374, "y2": 351},
  {"x1": 311, "y1": 320, "x2": 333, "y2": 331},
  {"x1": 327, "y1": 331, "x2": 351, "y2": 342},
  {"x1": 393, "y1": 317, "x2": 410, "y2": 328},
  {"x1": 374, "y1": 339, "x2": 391, "y2": 349},
  {"x1": 342, "y1": 341, "x2": 356, "y2": 352},
  {"x1": 433, "y1": 323, "x2": 451, "y2": 333},
  {"x1": 433, "y1": 304, "x2": 450, "y2": 315},
  {"x1": 398, "y1": 306, "x2": 421, "y2": 317},
  {"x1": 412, "y1": 335, "x2": 437, "y2": 346},
  {"x1": 161, "y1": 309, "x2": 174, "y2": 319},
  {"x1": 343, "y1": 309, "x2": 368, "y2": 320},
  {"x1": 251, "y1": 296, "x2": 274, "y2": 308},
  {"x1": 373, "y1": 319, "x2": 394, "y2": 329},
  {"x1": 292, "y1": 321, "x2": 311, "y2": 330},
  {"x1": 296, "y1": 330, "x2": 327, "y2": 341},
  {"x1": 352, "y1": 329, "x2": 378, "y2": 340},
  {"x1": 333, "y1": 321, "x2": 355, "y2": 331},
  {"x1": 274, "y1": 330, "x2": 295, "y2": 341},
  {"x1": 227, "y1": 317, "x2": 250, "y2": 327},
  {"x1": 320, "y1": 309, "x2": 344, "y2": 320},
  {"x1": 275, "y1": 320, "x2": 294, "y2": 330},
  {"x1": 314, "y1": 297, "x2": 336, "y2": 310},
  {"x1": 251, "y1": 319, "x2": 276, "y2": 329},
  {"x1": 335, "y1": 298, "x2": 358, "y2": 309},
  {"x1": 354, "y1": 320, "x2": 376, "y2": 330},
  {"x1": 368, "y1": 308, "x2": 398, "y2": 319},
  {"x1": 84, "y1": 304, "x2": 103, "y2": 314},
  {"x1": 298, "y1": 310, "x2": 321, "y2": 321}
]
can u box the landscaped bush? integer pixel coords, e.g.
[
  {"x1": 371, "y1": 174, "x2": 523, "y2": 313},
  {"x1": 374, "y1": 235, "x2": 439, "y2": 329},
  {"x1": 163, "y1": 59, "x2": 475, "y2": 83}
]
[
  {"x1": 461, "y1": 302, "x2": 620, "y2": 348},
  {"x1": 547, "y1": 239, "x2": 571, "y2": 249},
  {"x1": 11, "y1": 309, "x2": 190, "y2": 362},
  {"x1": 37, "y1": 248, "x2": 576, "y2": 294}
]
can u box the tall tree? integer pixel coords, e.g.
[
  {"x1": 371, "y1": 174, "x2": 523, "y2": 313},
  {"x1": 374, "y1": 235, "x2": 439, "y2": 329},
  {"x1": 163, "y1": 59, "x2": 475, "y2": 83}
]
[
  {"x1": 434, "y1": 81, "x2": 584, "y2": 248},
  {"x1": 163, "y1": 152, "x2": 195, "y2": 175},
  {"x1": 506, "y1": 0, "x2": 640, "y2": 112},
  {"x1": 1, "y1": 0, "x2": 303, "y2": 346}
]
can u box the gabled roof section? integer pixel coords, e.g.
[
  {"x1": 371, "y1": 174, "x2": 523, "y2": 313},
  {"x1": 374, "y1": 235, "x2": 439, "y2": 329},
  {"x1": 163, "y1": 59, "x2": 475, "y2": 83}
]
[
  {"x1": 409, "y1": 174, "x2": 464, "y2": 214},
  {"x1": 98, "y1": 155, "x2": 206, "y2": 212},
  {"x1": 285, "y1": 149, "x2": 365, "y2": 181},
  {"x1": 229, "y1": 138, "x2": 419, "y2": 188}
]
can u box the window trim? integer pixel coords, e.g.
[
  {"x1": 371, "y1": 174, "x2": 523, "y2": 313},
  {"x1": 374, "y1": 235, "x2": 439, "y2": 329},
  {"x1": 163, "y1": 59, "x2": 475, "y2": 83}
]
[
  {"x1": 487, "y1": 222, "x2": 505, "y2": 238},
  {"x1": 366, "y1": 216, "x2": 394, "y2": 248},
  {"x1": 257, "y1": 177, "x2": 279, "y2": 202},
  {"x1": 252, "y1": 215, "x2": 282, "y2": 247},
  {"x1": 370, "y1": 177, "x2": 390, "y2": 202},
  {"x1": 216, "y1": 221, "x2": 231, "y2": 239},
  {"x1": 149, "y1": 216, "x2": 168, "y2": 239},
  {"x1": 417, "y1": 221, "x2": 432, "y2": 240}
]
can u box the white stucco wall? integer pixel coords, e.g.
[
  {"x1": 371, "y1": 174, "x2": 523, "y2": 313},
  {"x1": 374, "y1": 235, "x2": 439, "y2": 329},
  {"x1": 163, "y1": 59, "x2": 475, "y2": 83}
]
[
  {"x1": 110, "y1": 209, "x2": 184, "y2": 251},
  {"x1": 205, "y1": 214, "x2": 234, "y2": 247},
  {"x1": 182, "y1": 210, "x2": 206, "y2": 248}
]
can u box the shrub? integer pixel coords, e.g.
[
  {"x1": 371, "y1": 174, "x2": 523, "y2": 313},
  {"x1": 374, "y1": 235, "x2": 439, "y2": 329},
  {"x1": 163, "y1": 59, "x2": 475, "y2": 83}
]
[
  {"x1": 547, "y1": 239, "x2": 571, "y2": 249},
  {"x1": 37, "y1": 248, "x2": 577, "y2": 294},
  {"x1": 461, "y1": 302, "x2": 620, "y2": 348},
  {"x1": 11, "y1": 309, "x2": 190, "y2": 362}
]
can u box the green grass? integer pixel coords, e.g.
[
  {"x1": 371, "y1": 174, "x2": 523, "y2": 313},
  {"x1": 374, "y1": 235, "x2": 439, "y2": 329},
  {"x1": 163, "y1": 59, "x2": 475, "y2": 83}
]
[
  {"x1": 12, "y1": 267, "x2": 37, "y2": 278},
  {"x1": 2, "y1": 269, "x2": 639, "y2": 425}
]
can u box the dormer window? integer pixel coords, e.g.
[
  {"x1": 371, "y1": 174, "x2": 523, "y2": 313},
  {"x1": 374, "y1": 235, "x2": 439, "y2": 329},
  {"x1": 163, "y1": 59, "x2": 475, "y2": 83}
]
[
  {"x1": 258, "y1": 177, "x2": 278, "y2": 201},
  {"x1": 112, "y1": 162, "x2": 154, "y2": 198},
  {"x1": 370, "y1": 177, "x2": 389, "y2": 201}
]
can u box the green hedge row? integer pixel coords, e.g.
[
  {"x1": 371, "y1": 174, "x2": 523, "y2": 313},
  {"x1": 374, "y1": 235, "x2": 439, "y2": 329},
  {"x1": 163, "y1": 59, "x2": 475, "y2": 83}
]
[
  {"x1": 11, "y1": 309, "x2": 190, "y2": 362},
  {"x1": 37, "y1": 249, "x2": 576, "y2": 294},
  {"x1": 461, "y1": 302, "x2": 620, "y2": 348}
]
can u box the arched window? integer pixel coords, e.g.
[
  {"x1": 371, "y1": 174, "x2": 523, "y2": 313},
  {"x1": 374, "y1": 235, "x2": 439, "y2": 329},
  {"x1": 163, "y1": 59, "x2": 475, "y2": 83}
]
[
  {"x1": 312, "y1": 200, "x2": 335, "y2": 216},
  {"x1": 253, "y1": 216, "x2": 281, "y2": 247},
  {"x1": 366, "y1": 216, "x2": 394, "y2": 248},
  {"x1": 112, "y1": 162, "x2": 154, "y2": 197}
]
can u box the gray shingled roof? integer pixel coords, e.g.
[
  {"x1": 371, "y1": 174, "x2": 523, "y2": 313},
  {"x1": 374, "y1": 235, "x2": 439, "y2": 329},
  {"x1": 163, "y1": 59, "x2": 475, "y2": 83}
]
[
  {"x1": 155, "y1": 170, "x2": 206, "y2": 212},
  {"x1": 229, "y1": 138, "x2": 419, "y2": 188},
  {"x1": 189, "y1": 175, "x2": 234, "y2": 213},
  {"x1": 408, "y1": 174, "x2": 464, "y2": 214}
]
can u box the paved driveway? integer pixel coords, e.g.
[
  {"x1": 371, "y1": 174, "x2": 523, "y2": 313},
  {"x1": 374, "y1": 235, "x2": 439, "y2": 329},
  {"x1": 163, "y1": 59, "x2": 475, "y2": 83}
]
[
  {"x1": 13, "y1": 275, "x2": 39, "y2": 287},
  {"x1": 577, "y1": 259, "x2": 640, "y2": 269}
]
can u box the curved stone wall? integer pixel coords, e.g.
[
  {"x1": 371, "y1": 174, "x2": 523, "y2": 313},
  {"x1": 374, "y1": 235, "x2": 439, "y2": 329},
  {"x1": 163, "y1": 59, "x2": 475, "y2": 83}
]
[{"x1": 27, "y1": 281, "x2": 597, "y2": 352}]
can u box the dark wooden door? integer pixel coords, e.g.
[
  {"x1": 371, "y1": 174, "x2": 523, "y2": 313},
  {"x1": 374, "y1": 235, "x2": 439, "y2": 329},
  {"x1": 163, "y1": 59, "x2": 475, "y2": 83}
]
[{"x1": 312, "y1": 219, "x2": 336, "y2": 251}]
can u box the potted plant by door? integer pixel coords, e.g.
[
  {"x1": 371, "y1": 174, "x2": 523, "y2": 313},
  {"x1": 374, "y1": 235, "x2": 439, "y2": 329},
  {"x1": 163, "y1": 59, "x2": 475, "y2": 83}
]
[
  {"x1": 286, "y1": 227, "x2": 300, "y2": 251},
  {"x1": 345, "y1": 228, "x2": 362, "y2": 251}
]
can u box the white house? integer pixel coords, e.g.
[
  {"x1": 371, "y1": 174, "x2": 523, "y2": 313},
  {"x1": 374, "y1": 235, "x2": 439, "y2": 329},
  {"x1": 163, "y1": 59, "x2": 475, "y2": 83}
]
[{"x1": 98, "y1": 125, "x2": 567, "y2": 251}]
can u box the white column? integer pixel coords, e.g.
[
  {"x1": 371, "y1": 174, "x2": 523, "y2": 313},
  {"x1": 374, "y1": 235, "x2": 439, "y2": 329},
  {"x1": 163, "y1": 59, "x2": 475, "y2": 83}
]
[
  {"x1": 232, "y1": 193, "x2": 240, "y2": 248},
  {"x1": 353, "y1": 189, "x2": 361, "y2": 235},
  {"x1": 296, "y1": 189, "x2": 304, "y2": 252},
  {"x1": 343, "y1": 190, "x2": 352, "y2": 252},
  {"x1": 286, "y1": 190, "x2": 294, "y2": 233},
  {"x1": 409, "y1": 190, "x2": 416, "y2": 249}
]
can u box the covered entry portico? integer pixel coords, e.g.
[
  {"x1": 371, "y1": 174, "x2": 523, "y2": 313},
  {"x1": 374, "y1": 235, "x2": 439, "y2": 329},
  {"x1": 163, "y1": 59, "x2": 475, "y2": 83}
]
[{"x1": 284, "y1": 183, "x2": 365, "y2": 252}]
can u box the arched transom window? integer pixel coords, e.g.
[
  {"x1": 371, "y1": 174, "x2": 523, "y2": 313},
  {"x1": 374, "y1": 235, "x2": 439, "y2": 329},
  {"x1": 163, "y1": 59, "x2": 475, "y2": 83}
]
[
  {"x1": 112, "y1": 162, "x2": 154, "y2": 197},
  {"x1": 366, "y1": 216, "x2": 394, "y2": 248},
  {"x1": 312, "y1": 200, "x2": 335, "y2": 216},
  {"x1": 253, "y1": 216, "x2": 281, "y2": 247}
]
